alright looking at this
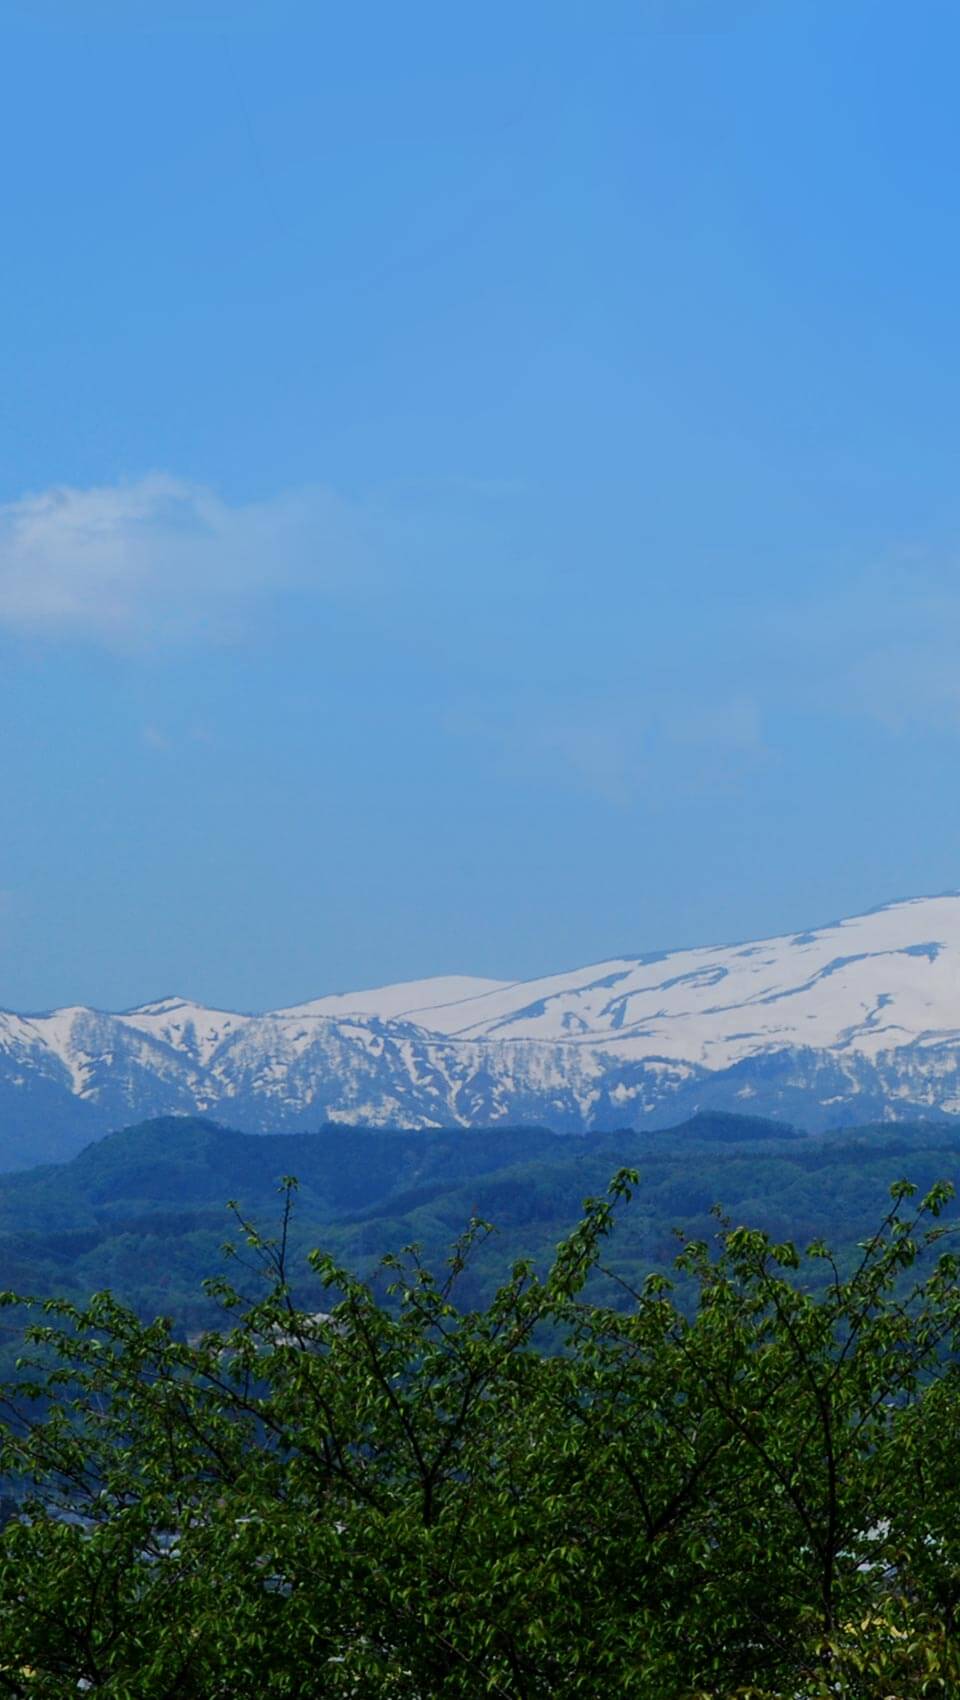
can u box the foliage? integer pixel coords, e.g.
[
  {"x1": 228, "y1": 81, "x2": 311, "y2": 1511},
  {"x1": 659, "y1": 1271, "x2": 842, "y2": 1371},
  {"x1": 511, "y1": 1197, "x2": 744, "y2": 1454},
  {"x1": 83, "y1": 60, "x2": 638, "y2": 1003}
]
[{"x1": 2, "y1": 1173, "x2": 960, "y2": 1694}]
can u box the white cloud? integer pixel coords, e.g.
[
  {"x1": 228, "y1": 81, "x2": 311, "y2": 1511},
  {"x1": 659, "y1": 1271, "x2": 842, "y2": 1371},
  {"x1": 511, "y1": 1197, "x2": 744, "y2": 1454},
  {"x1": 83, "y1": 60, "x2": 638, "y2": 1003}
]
[{"x1": 0, "y1": 474, "x2": 371, "y2": 644}]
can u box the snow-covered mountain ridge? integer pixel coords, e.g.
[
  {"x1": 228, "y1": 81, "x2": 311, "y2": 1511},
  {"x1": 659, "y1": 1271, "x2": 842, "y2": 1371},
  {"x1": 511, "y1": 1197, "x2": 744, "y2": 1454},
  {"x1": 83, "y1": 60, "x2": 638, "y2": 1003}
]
[{"x1": 5, "y1": 895, "x2": 960, "y2": 1169}]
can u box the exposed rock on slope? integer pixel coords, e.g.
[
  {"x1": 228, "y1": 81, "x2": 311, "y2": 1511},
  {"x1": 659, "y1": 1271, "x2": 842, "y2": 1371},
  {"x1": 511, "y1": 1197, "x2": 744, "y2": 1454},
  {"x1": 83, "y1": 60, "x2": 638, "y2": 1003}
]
[{"x1": 4, "y1": 896, "x2": 960, "y2": 1166}]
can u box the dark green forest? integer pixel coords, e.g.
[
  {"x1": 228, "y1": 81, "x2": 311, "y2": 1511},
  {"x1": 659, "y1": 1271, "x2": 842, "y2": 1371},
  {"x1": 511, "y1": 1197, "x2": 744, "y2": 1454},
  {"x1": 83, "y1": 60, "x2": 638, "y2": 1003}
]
[{"x1": 3, "y1": 1110, "x2": 960, "y2": 1334}]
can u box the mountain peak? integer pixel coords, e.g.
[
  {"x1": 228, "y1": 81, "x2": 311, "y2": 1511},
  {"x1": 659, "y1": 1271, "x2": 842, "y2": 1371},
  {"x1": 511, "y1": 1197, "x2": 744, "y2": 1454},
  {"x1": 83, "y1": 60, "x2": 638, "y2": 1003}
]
[
  {"x1": 4, "y1": 895, "x2": 960, "y2": 1168},
  {"x1": 127, "y1": 996, "x2": 194, "y2": 1016}
]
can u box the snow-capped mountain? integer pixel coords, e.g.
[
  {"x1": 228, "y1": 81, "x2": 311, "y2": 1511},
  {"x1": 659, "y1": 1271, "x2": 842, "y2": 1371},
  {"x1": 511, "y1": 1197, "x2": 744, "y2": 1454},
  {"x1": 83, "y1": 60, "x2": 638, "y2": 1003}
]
[{"x1": 5, "y1": 894, "x2": 960, "y2": 1169}]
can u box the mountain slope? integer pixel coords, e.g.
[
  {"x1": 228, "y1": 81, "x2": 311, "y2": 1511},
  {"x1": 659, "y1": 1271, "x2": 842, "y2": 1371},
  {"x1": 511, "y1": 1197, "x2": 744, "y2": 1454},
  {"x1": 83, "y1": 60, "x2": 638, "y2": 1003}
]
[
  {"x1": 0, "y1": 1112, "x2": 956, "y2": 1343},
  {"x1": 5, "y1": 895, "x2": 960, "y2": 1167}
]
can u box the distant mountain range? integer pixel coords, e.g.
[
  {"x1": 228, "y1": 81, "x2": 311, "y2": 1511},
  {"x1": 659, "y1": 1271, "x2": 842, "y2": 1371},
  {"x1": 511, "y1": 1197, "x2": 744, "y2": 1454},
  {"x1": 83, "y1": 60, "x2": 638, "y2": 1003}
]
[{"x1": 5, "y1": 894, "x2": 960, "y2": 1169}]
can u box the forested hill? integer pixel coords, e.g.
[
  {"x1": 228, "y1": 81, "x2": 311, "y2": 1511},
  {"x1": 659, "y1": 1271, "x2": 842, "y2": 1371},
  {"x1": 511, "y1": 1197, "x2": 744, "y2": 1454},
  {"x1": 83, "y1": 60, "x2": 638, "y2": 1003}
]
[{"x1": 3, "y1": 1112, "x2": 960, "y2": 1336}]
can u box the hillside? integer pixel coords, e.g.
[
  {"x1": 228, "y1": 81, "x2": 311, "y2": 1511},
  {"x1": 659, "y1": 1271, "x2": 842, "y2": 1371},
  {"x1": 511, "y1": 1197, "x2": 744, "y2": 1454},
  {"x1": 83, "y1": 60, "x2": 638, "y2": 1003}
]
[{"x1": 3, "y1": 1112, "x2": 960, "y2": 1342}]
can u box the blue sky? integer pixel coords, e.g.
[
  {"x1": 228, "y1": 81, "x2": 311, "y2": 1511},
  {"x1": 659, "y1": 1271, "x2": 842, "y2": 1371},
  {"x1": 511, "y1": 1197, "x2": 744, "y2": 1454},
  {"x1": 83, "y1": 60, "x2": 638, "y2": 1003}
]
[{"x1": 3, "y1": 0, "x2": 960, "y2": 1011}]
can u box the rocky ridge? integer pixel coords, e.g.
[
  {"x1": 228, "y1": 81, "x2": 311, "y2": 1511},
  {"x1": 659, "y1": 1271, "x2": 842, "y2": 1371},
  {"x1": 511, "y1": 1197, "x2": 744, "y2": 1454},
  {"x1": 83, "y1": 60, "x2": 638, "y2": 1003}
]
[{"x1": 5, "y1": 895, "x2": 960, "y2": 1167}]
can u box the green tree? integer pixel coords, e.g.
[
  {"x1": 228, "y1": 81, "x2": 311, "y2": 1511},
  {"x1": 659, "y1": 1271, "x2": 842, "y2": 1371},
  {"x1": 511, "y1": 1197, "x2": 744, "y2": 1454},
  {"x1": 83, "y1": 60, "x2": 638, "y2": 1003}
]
[{"x1": 1, "y1": 1173, "x2": 960, "y2": 1696}]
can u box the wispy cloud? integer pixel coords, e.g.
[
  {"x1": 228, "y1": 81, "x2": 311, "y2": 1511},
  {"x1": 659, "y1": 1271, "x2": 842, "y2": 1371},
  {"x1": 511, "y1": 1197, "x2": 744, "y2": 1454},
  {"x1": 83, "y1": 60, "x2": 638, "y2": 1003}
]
[
  {"x1": 762, "y1": 558, "x2": 960, "y2": 735},
  {"x1": 0, "y1": 474, "x2": 371, "y2": 645},
  {"x1": 141, "y1": 720, "x2": 216, "y2": 753},
  {"x1": 449, "y1": 690, "x2": 768, "y2": 807}
]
